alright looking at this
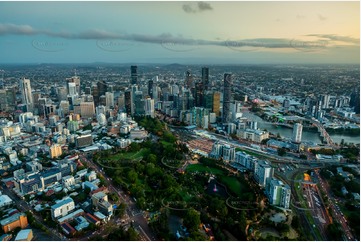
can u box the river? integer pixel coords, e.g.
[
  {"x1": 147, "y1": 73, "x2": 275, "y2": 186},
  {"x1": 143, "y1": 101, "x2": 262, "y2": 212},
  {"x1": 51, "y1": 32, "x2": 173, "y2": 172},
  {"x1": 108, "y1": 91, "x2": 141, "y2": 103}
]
[{"x1": 242, "y1": 112, "x2": 360, "y2": 145}]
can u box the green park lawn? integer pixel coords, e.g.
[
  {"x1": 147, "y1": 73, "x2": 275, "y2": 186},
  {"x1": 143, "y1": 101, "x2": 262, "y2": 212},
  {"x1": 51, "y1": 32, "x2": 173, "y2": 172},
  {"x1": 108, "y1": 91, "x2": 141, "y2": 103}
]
[
  {"x1": 186, "y1": 164, "x2": 225, "y2": 176},
  {"x1": 107, "y1": 148, "x2": 149, "y2": 161}
]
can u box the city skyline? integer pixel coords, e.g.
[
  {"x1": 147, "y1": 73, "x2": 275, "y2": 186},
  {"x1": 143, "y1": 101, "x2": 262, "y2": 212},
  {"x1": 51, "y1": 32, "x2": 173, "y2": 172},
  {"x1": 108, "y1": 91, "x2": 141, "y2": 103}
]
[{"x1": 0, "y1": 1, "x2": 359, "y2": 64}]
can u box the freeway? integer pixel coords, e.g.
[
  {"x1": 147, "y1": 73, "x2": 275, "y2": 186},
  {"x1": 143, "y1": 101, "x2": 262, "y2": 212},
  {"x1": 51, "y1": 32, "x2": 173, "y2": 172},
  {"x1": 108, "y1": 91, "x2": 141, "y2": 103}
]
[{"x1": 314, "y1": 169, "x2": 355, "y2": 240}]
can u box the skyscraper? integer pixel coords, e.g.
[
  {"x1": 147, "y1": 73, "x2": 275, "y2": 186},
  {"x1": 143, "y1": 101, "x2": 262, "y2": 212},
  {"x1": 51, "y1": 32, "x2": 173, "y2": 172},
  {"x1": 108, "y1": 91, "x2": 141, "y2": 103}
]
[
  {"x1": 19, "y1": 78, "x2": 34, "y2": 112},
  {"x1": 222, "y1": 73, "x2": 232, "y2": 124},
  {"x1": 148, "y1": 80, "x2": 153, "y2": 98},
  {"x1": 194, "y1": 80, "x2": 203, "y2": 107},
  {"x1": 185, "y1": 70, "x2": 193, "y2": 89},
  {"x1": 131, "y1": 65, "x2": 138, "y2": 85},
  {"x1": 66, "y1": 76, "x2": 80, "y2": 96},
  {"x1": 292, "y1": 123, "x2": 303, "y2": 143},
  {"x1": 201, "y1": 67, "x2": 209, "y2": 91},
  {"x1": 145, "y1": 98, "x2": 155, "y2": 118},
  {"x1": 213, "y1": 91, "x2": 221, "y2": 117},
  {"x1": 124, "y1": 90, "x2": 132, "y2": 116}
]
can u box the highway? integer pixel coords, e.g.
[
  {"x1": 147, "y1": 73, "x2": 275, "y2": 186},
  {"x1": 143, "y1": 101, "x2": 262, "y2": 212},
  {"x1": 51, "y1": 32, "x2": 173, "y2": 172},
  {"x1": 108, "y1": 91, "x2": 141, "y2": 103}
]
[{"x1": 314, "y1": 169, "x2": 355, "y2": 240}]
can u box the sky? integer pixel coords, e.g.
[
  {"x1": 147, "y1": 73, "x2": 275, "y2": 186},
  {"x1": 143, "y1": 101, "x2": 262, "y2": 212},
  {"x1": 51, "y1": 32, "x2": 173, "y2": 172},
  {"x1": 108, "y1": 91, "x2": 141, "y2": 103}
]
[{"x1": 0, "y1": 1, "x2": 359, "y2": 64}]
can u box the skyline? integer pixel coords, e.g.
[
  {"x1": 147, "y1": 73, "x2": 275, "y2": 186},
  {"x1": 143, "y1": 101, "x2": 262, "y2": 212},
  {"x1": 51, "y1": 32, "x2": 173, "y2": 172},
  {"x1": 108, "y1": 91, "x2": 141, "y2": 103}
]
[{"x1": 0, "y1": 1, "x2": 359, "y2": 64}]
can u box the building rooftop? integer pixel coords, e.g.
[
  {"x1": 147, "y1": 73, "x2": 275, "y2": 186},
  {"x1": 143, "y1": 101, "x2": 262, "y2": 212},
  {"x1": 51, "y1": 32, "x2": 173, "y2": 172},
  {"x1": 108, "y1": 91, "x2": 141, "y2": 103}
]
[
  {"x1": 14, "y1": 229, "x2": 32, "y2": 241},
  {"x1": 0, "y1": 195, "x2": 12, "y2": 207},
  {"x1": 51, "y1": 197, "x2": 73, "y2": 210},
  {"x1": 0, "y1": 213, "x2": 25, "y2": 226}
]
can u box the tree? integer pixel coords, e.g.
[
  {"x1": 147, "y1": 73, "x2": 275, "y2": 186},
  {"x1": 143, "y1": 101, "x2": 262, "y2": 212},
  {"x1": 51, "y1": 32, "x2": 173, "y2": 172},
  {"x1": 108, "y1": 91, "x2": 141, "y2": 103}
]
[
  {"x1": 277, "y1": 147, "x2": 287, "y2": 156},
  {"x1": 183, "y1": 208, "x2": 201, "y2": 232}
]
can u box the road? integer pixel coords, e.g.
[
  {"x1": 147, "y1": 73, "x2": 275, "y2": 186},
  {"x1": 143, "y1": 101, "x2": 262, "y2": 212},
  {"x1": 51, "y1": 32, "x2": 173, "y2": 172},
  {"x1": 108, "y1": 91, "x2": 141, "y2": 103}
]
[
  {"x1": 79, "y1": 153, "x2": 157, "y2": 241},
  {"x1": 1, "y1": 183, "x2": 66, "y2": 241},
  {"x1": 314, "y1": 169, "x2": 355, "y2": 240}
]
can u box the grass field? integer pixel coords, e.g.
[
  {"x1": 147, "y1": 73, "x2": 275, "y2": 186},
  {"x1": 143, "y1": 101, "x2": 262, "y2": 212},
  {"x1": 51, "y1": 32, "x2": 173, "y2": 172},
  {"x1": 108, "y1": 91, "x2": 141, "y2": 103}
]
[
  {"x1": 107, "y1": 148, "x2": 149, "y2": 161},
  {"x1": 218, "y1": 176, "x2": 244, "y2": 197},
  {"x1": 186, "y1": 164, "x2": 225, "y2": 176}
]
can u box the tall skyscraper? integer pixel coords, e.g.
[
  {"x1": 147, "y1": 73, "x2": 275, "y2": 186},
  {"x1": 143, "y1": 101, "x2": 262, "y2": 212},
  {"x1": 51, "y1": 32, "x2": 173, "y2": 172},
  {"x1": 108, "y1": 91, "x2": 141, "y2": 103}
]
[
  {"x1": 134, "y1": 91, "x2": 144, "y2": 116},
  {"x1": 213, "y1": 91, "x2": 221, "y2": 117},
  {"x1": 185, "y1": 70, "x2": 193, "y2": 89},
  {"x1": 131, "y1": 65, "x2": 138, "y2": 85},
  {"x1": 201, "y1": 67, "x2": 209, "y2": 91},
  {"x1": 105, "y1": 92, "x2": 114, "y2": 108},
  {"x1": 292, "y1": 123, "x2": 303, "y2": 143},
  {"x1": 148, "y1": 80, "x2": 153, "y2": 98},
  {"x1": 194, "y1": 80, "x2": 203, "y2": 107},
  {"x1": 19, "y1": 78, "x2": 34, "y2": 112},
  {"x1": 145, "y1": 98, "x2": 155, "y2": 118},
  {"x1": 222, "y1": 73, "x2": 232, "y2": 124},
  {"x1": 66, "y1": 76, "x2": 80, "y2": 96},
  {"x1": 124, "y1": 90, "x2": 132, "y2": 116}
]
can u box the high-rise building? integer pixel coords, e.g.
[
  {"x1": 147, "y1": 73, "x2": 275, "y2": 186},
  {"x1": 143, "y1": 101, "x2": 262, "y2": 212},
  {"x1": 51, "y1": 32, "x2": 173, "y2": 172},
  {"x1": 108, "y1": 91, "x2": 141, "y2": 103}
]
[
  {"x1": 255, "y1": 160, "x2": 274, "y2": 187},
  {"x1": 201, "y1": 67, "x2": 209, "y2": 91},
  {"x1": 267, "y1": 178, "x2": 291, "y2": 209},
  {"x1": 148, "y1": 80, "x2": 153, "y2": 98},
  {"x1": 79, "y1": 102, "x2": 95, "y2": 118},
  {"x1": 350, "y1": 88, "x2": 360, "y2": 114},
  {"x1": 222, "y1": 144, "x2": 235, "y2": 162},
  {"x1": 194, "y1": 80, "x2": 203, "y2": 107},
  {"x1": 0, "y1": 88, "x2": 16, "y2": 111},
  {"x1": 212, "y1": 91, "x2": 221, "y2": 117},
  {"x1": 131, "y1": 65, "x2": 138, "y2": 85},
  {"x1": 57, "y1": 86, "x2": 67, "y2": 101},
  {"x1": 105, "y1": 92, "x2": 114, "y2": 108},
  {"x1": 292, "y1": 123, "x2": 303, "y2": 143},
  {"x1": 222, "y1": 73, "x2": 232, "y2": 124},
  {"x1": 134, "y1": 91, "x2": 145, "y2": 116},
  {"x1": 145, "y1": 98, "x2": 155, "y2": 118},
  {"x1": 124, "y1": 90, "x2": 132, "y2": 116},
  {"x1": 19, "y1": 78, "x2": 34, "y2": 112},
  {"x1": 185, "y1": 70, "x2": 193, "y2": 88},
  {"x1": 96, "y1": 80, "x2": 108, "y2": 104},
  {"x1": 49, "y1": 144, "x2": 62, "y2": 159},
  {"x1": 66, "y1": 76, "x2": 80, "y2": 96}
]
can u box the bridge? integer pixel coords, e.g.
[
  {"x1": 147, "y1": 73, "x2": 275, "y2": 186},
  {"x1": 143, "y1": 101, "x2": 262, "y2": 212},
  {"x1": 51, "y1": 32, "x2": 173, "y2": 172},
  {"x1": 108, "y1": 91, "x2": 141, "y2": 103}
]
[{"x1": 311, "y1": 121, "x2": 335, "y2": 146}]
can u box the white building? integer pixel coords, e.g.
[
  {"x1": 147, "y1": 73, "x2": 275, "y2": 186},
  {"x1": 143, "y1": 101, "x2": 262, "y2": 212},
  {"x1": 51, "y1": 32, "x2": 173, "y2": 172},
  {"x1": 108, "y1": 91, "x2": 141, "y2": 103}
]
[
  {"x1": 255, "y1": 160, "x2": 274, "y2": 187},
  {"x1": 144, "y1": 98, "x2": 155, "y2": 118},
  {"x1": 222, "y1": 145, "x2": 235, "y2": 162},
  {"x1": 237, "y1": 129, "x2": 269, "y2": 143},
  {"x1": 19, "y1": 78, "x2": 34, "y2": 112},
  {"x1": 51, "y1": 197, "x2": 75, "y2": 220},
  {"x1": 292, "y1": 123, "x2": 303, "y2": 143},
  {"x1": 267, "y1": 178, "x2": 291, "y2": 209}
]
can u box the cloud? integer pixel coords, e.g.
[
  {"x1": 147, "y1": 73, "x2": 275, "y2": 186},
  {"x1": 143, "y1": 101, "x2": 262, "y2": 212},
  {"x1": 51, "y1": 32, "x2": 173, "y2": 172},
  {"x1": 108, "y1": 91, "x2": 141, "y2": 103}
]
[
  {"x1": 317, "y1": 14, "x2": 327, "y2": 21},
  {"x1": 197, "y1": 1, "x2": 213, "y2": 11},
  {"x1": 182, "y1": 1, "x2": 213, "y2": 14},
  {"x1": 306, "y1": 34, "x2": 359, "y2": 45},
  {"x1": 0, "y1": 23, "x2": 358, "y2": 52},
  {"x1": 296, "y1": 14, "x2": 306, "y2": 19}
]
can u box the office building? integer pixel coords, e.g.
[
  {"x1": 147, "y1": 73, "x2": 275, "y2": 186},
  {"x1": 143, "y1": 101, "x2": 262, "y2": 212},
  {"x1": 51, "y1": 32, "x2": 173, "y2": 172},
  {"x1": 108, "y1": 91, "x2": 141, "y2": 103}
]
[
  {"x1": 76, "y1": 134, "x2": 93, "y2": 148},
  {"x1": 105, "y1": 92, "x2": 114, "y2": 108},
  {"x1": 19, "y1": 78, "x2": 34, "y2": 112},
  {"x1": 185, "y1": 70, "x2": 193, "y2": 88},
  {"x1": 49, "y1": 144, "x2": 62, "y2": 159},
  {"x1": 201, "y1": 67, "x2": 209, "y2": 91},
  {"x1": 80, "y1": 102, "x2": 95, "y2": 118},
  {"x1": 145, "y1": 98, "x2": 155, "y2": 118},
  {"x1": 131, "y1": 65, "x2": 138, "y2": 85},
  {"x1": 124, "y1": 89, "x2": 132, "y2": 116},
  {"x1": 222, "y1": 73, "x2": 232, "y2": 123},
  {"x1": 292, "y1": 123, "x2": 303, "y2": 143}
]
